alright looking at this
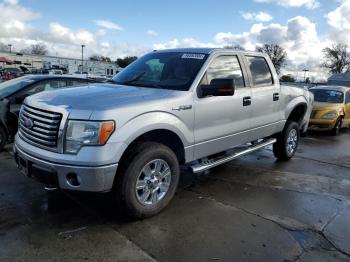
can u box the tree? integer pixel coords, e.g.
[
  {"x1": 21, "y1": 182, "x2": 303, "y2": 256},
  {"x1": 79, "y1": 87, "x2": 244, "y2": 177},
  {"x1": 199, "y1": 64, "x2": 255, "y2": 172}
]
[
  {"x1": 0, "y1": 42, "x2": 9, "y2": 52},
  {"x1": 322, "y1": 44, "x2": 350, "y2": 74},
  {"x1": 116, "y1": 56, "x2": 138, "y2": 68},
  {"x1": 89, "y1": 55, "x2": 112, "y2": 63},
  {"x1": 22, "y1": 43, "x2": 48, "y2": 55},
  {"x1": 280, "y1": 75, "x2": 296, "y2": 82},
  {"x1": 256, "y1": 44, "x2": 287, "y2": 74}
]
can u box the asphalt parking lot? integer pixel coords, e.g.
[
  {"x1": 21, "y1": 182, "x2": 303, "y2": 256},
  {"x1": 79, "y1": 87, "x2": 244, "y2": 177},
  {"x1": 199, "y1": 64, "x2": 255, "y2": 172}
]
[{"x1": 1, "y1": 131, "x2": 350, "y2": 262}]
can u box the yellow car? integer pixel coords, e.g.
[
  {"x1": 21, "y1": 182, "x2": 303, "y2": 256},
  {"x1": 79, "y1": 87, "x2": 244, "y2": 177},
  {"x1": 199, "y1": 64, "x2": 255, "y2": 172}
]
[{"x1": 308, "y1": 86, "x2": 350, "y2": 135}]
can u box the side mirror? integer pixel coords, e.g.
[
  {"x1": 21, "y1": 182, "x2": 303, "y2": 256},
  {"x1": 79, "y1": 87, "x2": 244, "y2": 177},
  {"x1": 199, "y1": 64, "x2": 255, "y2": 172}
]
[{"x1": 199, "y1": 78, "x2": 235, "y2": 98}]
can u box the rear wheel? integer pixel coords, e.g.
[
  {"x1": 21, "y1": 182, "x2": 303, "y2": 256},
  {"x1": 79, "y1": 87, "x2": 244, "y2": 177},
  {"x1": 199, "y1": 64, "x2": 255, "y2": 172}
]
[
  {"x1": 0, "y1": 126, "x2": 6, "y2": 152},
  {"x1": 331, "y1": 118, "x2": 342, "y2": 136},
  {"x1": 273, "y1": 121, "x2": 300, "y2": 161},
  {"x1": 117, "y1": 142, "x2": 180, "y2": 219}
]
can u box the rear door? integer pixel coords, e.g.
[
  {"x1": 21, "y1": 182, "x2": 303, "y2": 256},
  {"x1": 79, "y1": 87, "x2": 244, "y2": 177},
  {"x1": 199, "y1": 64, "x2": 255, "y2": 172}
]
[
  {"x1": 244, "y1": 55, "x2": 282, "y2": 140},
  {"x1": 193, "y1": 54, "x2": 252, "y2": 159}
]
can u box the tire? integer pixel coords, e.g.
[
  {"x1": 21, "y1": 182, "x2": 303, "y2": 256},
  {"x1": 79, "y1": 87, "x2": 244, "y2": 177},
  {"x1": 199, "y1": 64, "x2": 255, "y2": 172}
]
[
  {"x1": 331, "y1": 118, "x2": 342, "y2": 136},
  {"x1": 273, "y1": 121, "x2": 300, "y2": 161},
  {"x1": 117, "y1": 142, "x2": 180, "y2": 219},
  {"x1": 0, "y1": 126, "x2": 6, "y2": 152}
]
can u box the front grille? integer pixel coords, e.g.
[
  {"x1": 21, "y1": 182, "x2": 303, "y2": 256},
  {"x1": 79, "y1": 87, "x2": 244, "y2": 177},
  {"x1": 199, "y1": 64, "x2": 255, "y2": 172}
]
[{"x1": 19, "y1": 104, "x2": 62, "y2": 149}]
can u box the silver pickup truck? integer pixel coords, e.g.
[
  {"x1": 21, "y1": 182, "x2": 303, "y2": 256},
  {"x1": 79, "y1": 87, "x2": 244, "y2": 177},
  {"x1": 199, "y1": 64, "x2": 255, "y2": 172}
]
[{"x1": 14, "y1": 48, "x2": 313, "y2": 218}]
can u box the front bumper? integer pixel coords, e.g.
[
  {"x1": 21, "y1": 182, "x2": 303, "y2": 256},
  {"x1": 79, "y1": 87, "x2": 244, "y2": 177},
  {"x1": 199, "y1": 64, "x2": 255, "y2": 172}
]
[
  {"x1": 308, "y1": 119, "x2": 337, "y2": 131},
  {"x1": 14, "y1": 143, "x2": 118, "y2": 192}
]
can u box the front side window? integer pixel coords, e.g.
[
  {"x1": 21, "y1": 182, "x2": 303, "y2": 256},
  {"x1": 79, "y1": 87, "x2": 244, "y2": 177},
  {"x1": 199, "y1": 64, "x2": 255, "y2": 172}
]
[
  {"x1": 203, "y1": 55, "x2": 245, "y2": 88},
  {"x1": 246, "y1": 56, "x2": 273, "y2": 87},
  {"x1": 310, "y1": 89, "x2": 344, "y2": 104},
  {"x1": 112, "y1": 52, "x2": 208, "y2": 91}
]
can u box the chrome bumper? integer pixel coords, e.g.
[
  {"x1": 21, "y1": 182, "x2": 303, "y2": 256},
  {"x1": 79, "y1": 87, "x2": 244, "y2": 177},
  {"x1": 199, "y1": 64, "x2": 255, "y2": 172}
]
[{"x1": 14, "y1": 143, "x2": 118, "y2": 192}]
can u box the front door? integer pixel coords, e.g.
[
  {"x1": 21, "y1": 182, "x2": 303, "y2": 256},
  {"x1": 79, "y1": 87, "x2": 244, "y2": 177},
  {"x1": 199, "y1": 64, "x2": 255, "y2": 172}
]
[{"x1": 193, "y1": 55, "x2": 252, "y2": 160}]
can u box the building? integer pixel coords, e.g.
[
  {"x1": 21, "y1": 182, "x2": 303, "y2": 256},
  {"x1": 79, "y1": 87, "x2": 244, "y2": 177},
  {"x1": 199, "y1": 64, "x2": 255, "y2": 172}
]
[
  {"x1": 328, "y1": 73, "x2": 350, "y2": 87},
  {"x1": 0, "y1": 51, "x2": 120, "y2": 77}
]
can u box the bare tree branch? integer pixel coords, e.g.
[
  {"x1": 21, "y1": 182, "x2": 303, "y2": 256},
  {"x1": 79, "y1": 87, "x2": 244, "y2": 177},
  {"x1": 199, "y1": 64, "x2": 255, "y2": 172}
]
[
  {"x1": 256, "y1": 44, "x2": 287, "y2": 74},
  {"x1": 321, "y1": 44, "x2": 350, "y2": 74}
]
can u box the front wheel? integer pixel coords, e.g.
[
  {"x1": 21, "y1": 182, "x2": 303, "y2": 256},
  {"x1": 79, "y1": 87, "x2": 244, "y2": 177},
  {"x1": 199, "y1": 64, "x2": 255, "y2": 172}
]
[
  {"x1": 117, "y1": 142, "x2": 180, "y2": 219},
  {"x1": 273, "y1": 121, "x2": 300, "y2": 161},
  {"x1": 331, "y1": 118, "x2": 342, "y2": 136}
]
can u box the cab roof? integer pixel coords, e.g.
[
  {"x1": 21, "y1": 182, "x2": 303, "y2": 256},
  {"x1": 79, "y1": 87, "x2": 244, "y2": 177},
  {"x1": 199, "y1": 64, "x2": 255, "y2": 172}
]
[{"x1": 153, "y1": 48, "x2": 266, "y2": 57}]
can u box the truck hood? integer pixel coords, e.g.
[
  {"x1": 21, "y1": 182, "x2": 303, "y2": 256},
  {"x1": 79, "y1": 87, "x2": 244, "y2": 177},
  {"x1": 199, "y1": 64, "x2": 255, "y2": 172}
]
[{"x1": 27, "y1": 83, "x2": 178, "y2": 117}]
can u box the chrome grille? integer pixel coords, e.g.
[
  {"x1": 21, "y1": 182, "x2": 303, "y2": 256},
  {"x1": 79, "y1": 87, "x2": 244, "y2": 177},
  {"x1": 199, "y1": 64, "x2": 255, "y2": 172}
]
[{"x1": 19, "y1": 104, "x2": 62, "y2": 149}]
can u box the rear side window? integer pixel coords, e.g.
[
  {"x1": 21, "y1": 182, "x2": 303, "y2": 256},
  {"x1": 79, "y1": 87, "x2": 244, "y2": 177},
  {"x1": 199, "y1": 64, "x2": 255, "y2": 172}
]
[
  {"x1": 246, "y1": 56, "x2": 273, "y2": 87},
  {"x1": 205, "y1": 56, "x2": 245, "y2": 88}
]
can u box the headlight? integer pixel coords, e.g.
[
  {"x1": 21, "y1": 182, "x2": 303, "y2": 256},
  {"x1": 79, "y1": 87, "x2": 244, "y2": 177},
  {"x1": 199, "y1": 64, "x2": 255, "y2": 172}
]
[
  {"x1": 321, "y1": 112, "x2": 337, "y2": 119},
  {"x1": 65, "y1": 120, "x2": 115, "y2": 154}
]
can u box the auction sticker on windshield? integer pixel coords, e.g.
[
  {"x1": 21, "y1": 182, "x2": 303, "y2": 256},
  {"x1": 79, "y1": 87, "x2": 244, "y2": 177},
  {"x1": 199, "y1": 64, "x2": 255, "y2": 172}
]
[{"x1": 181, "y1": 54, "x2": 205, "y2": 60}]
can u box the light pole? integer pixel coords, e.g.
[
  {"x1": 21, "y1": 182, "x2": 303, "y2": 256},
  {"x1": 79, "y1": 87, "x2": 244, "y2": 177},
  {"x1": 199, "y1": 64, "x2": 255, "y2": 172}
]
[
  {"x1": 8, "y1": 44, "x2": 12, "y2": 53},
  {"x1": 303, "y1": 69, "x2": 309, "y2": 83},
  {"x1": 81, "y1": 45, "x2": 85, "y2": 73}
]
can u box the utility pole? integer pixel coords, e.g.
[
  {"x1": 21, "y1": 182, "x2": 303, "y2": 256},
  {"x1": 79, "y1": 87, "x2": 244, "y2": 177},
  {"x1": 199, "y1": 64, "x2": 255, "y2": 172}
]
[
  {"x1": 303, "y1": 69, "x2": 309, "y2": 82},
  {"x1": 8, "y1": 44, "x2": 12, "y2": 53},
  {"x1": 81, "y1": 45, "x2": 85, "y2": 73}
]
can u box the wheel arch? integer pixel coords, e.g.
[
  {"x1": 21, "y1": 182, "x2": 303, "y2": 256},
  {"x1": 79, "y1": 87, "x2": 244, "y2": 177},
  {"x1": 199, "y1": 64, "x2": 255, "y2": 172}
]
[
  {"x1": 286, "y1": 102, "x2": 308, "y2": 126},
  {"x1": 119, "y1": 129, "x2": 186, "y2": 165}
]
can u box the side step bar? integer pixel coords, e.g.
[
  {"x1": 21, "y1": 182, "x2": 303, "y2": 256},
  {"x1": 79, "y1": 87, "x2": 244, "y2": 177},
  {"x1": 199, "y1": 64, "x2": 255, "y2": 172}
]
[{"x1": 191, "y1": 138, "x2": 277, "y2": 174}]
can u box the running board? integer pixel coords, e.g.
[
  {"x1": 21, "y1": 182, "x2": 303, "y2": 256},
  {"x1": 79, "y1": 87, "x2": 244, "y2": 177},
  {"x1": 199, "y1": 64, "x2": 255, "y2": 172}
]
[{"x1": 191, "y1": 138, "x2": 277, "y2": 174}]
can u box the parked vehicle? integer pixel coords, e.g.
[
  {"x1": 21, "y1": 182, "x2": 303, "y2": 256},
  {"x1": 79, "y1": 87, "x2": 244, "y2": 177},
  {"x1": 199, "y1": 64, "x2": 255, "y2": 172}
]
[
  {"x1": 308, "y1": 86, "x2": 350, "y2": 135},
  {"x1": 0, "y1": 67, "x2": 24, "y2": 81},
  {"x1": 14, "y1": 48, "x2": 313, "y2": 218},
  {"x1": 0, "y1": 75, "x2": 98, "y2": 151}
]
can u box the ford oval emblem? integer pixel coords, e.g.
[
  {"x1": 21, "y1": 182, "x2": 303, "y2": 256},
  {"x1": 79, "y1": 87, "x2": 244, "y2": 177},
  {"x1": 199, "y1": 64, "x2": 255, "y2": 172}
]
[{"x1": 24, "y1": 118, "x2": 34, "y2": 129}]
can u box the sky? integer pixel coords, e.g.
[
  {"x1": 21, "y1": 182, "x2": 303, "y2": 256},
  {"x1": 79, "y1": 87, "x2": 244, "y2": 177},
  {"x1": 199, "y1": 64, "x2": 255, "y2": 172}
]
[{"x1": 0, "y1": 0, "x2": 349, "y2": 80}]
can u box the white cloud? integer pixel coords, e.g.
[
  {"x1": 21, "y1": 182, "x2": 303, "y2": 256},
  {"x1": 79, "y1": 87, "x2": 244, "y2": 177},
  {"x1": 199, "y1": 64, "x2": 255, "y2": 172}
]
[
  {"x1": 94, "y1": 20, "x2": 123, "y2": 31},
  {"x1": 0, "y1": 0, "x2": 40, "y2": 38},
  {"x1": 215, "y1": 16, "x2": 329, "y2": 80},
  {"x1": 254, "y1": 0, "x2": 320, "y2": 9},
  {"x1": 4, "y1": 0, "x2": 18, "y2": 4},
  {"x1": 326, "y1": 0, "x2": 350, "y2": 43},
  {"x1": 241, "y1": 11, "x2": 273, "y2": 22},
  {"x1": 153, "y1": 38, "x2": 217, "y2": 50},
  {"x1": 147, "y1": 30, "x2": 158, "y2": 36}
]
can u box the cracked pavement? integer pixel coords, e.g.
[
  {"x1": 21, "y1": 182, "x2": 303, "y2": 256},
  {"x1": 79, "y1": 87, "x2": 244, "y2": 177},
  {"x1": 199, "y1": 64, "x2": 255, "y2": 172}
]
[{"x1": 1, "y1": 130, "x2": 350, "y2": 261}]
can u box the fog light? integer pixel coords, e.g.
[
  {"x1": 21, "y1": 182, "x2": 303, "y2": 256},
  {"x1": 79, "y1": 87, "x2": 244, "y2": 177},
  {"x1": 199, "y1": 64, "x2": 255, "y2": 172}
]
[{"x1": 66, "y1": 173, "x2": 81, "y2": 187}]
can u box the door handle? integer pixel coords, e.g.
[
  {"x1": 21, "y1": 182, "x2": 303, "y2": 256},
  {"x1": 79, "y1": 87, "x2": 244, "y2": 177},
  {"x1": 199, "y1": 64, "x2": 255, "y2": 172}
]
[
  {"x1": 243, "y1": 96, "x2": 251, "y2": 106},
  {"x1": 273, "y1": 93, "x2": 280, "y2": 101}
]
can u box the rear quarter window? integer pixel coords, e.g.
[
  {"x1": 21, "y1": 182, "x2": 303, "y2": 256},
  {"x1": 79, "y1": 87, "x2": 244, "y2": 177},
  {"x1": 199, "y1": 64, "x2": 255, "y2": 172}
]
[{"x1": 246, "y1": 56, "x2": 273, "y2": 87}]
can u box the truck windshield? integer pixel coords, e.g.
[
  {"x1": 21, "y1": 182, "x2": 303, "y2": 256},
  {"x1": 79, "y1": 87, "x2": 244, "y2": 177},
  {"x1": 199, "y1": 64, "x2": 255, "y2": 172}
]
[
  {"x1": 310, "y1": 89, "x2": 344, "y2": 103},
  {"x1": 112, "y1": 52, "x2": 208, "y2": 91},
  {"x1": 0, "y1": 77, "x2": 34, "y2": 99}
]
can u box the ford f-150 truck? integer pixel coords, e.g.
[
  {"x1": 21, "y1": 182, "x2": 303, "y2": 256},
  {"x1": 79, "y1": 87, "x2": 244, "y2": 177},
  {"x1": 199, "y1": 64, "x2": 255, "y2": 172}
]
[{"x1": 14, "y1": 48, "x2": 313, "y2": 218}]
